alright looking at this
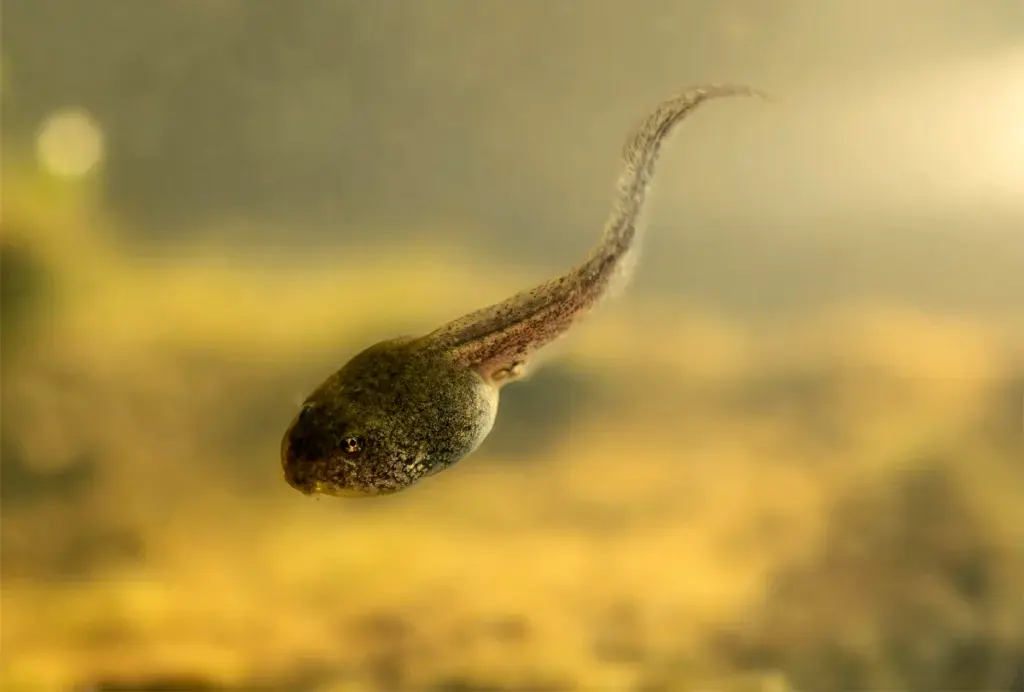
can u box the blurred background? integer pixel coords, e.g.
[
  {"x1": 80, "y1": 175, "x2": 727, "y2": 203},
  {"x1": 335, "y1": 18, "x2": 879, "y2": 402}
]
[{"x1": 2, "y1": 1, "x2": 1023, "y2": 690}]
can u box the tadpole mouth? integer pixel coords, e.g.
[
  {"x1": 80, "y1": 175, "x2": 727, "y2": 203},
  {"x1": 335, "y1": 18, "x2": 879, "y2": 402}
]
[
  {"x1": 282, "y1": 460, "x2": 313, "y2": 495},
  {"x1": 281, "y1": 419, "x2": 317, "y2": 495},
  {"x1": 282, "y1": 461, "x2": 379, "y2": 498},
  {"x1": 281, "y1": 454, "x2": 313, "y2": 495},
  {"x1": 312, "y1": 483, "x2": 380, "y2": 498}
]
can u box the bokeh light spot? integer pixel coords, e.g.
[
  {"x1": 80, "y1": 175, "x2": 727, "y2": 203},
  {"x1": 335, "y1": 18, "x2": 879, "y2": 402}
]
[{"x1": 35, "y1": 107, "x2": 106, "y2": 178}]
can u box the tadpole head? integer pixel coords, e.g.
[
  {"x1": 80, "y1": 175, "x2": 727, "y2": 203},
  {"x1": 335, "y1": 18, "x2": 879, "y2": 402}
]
[
  {"x1": 280, "y1": 336, "x2": 495, "y2": 499},
  {"x1": 280, "y1": 400, "x2": 382, "y2": 497}
]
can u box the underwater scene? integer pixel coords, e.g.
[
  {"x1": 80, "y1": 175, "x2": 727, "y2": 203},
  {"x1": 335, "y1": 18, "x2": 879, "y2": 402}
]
[{"x1": 2, "y1": 2, "x2": 1023, "y2": 691}]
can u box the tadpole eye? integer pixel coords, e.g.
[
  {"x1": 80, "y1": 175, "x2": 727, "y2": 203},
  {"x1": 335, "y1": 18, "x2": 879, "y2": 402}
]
[{"x1": 342, "y1": 436, "x2": 363, "y2": 456}]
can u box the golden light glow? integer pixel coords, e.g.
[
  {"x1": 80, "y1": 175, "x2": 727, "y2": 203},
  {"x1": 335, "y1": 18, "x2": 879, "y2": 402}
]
[{"x1": 35, "y1": 107, "x2": 106, "y2": 178}]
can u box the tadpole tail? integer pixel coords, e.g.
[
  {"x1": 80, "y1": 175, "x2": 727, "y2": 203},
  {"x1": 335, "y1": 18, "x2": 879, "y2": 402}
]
[
  {"x1": 582, "y1": 84, "x2": 768, "y2": 295},
  {"x1": 427, "y1": 84, "x2": 767, "y2": 377}
]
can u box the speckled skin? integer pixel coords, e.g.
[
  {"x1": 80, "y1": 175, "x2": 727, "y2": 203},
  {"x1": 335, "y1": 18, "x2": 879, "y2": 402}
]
[
  {"x1": 282, "y1": 84, "x2": 763, "y2": 497},
  {"x1": 282, "y1": 337, "x2": 498, "y2": 496}
]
